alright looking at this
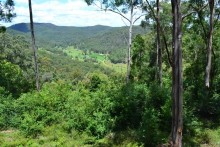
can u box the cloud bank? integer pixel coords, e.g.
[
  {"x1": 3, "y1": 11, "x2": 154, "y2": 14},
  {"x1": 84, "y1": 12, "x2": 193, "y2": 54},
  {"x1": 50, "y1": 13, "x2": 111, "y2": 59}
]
[{"x1": 2, "y1": 0, "x2": 144, "y2": 27}]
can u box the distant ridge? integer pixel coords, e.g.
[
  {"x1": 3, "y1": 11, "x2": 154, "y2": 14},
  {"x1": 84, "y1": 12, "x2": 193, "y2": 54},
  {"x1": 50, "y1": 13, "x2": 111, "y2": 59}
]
[
  {"x1": 8, "y1": 23, "x2": 112, "y2": 33},
  {"x1": 8, "y1": 23, "x2": 58, "y2": 33},
  {"x1": 9, "y1": 23, "x2": 30, "y2": 33},
  {"x1": 8, "y1": 22, "x2": 148, "y2": 63}
]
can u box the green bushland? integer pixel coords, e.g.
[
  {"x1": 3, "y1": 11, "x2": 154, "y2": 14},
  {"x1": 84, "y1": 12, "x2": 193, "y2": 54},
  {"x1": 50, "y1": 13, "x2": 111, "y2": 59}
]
[
  {"x1": 2, "y1": 74, "x2": 220, "y2": 146},
  {"x1": 1, "y1": 18, "x2": 220, "y2": 146}
]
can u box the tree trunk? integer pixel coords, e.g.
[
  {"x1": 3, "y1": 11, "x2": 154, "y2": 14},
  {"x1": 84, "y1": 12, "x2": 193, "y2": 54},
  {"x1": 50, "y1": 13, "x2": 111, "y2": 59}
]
[
  {"x1": 156, "y1": 0, "x2": 162, "y2": 86},
  {"x1": 170, "y1": 0, "x2": 183, "y2": 146},
  {"x1": 205, "y1": 0, "x2": 215, "y2": 88},
  {"x1": 126, "y1": 4, "x2": 133, "y2": 83},
  {"x1": 28, "y1": 0, "x2": 40, "y2": 91}
]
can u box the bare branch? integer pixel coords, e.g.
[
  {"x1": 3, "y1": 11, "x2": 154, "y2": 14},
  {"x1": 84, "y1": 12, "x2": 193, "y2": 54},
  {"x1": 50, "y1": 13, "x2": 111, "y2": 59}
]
[
  {"x1": 182, "y1": 3, "x2": 208, "y2": 20},
  {"x1": 107, "y1": 9, "x2": 131, "y2": 22},
  {"x1": 133, "y1": 13, "x2": 146, "y2": 24},
  {"x1": 133, "y1": 11, "x2": 137, "y2": 17},
  {"x1": 198, "y1": 12, "x2": 208, "y2": 41},
  {"x1": 145, "y1": 0, "x2": 172, "y2": 66},
  {"x1": 121, "y1": 17, "x2": 128, "y2": 26},
  {"x1": 145, "y1": 0, "x2": 157, "y2": 21},
  {"x1": 92, "y1": 1, "x2": 130, "y2": 23},
  {"x1": 93, "y1": 1, "x2": 102, "y2": 9},
  {"x1": 163, "y1": 33, "x2": 172, "y2": 67}
]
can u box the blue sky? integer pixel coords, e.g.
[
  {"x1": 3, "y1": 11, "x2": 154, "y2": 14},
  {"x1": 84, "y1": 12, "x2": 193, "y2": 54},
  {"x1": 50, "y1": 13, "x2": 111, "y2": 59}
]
[{"x1": 2, "y1": 0, "x2": 144, "y2": 27}]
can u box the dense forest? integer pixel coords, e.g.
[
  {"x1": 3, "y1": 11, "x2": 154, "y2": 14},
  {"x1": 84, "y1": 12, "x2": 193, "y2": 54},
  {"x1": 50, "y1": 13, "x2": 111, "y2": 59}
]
[
  {"x1": 1, "y1": 0, "x2": 220, "y2": 146},
  {"x1": 8, "y1": 23, "x2": 147, "y2": 63}
]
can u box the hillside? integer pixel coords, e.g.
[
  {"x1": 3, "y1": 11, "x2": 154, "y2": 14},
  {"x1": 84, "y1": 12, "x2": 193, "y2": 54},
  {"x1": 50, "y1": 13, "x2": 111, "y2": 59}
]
[{"x1": 7, "y1": 23, "x2": 148, "y2": 63}]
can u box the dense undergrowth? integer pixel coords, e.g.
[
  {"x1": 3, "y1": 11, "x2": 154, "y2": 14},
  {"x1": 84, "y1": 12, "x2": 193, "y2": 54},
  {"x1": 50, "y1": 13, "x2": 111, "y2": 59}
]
[
  {"x1": 1, "y1": 72, "x2": 220, "y2": 146},
  {"x1": 1, "y1": 19, "x2": 220, "y2": 146}
]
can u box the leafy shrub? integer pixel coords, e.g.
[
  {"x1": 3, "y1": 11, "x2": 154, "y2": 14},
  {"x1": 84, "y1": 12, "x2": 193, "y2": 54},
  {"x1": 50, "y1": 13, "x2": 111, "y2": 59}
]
[
  {"x1": 0, "y1": 87, "x2": 18, "y2": 129},
  {"x1": 112, "y1": 83, "x2": 149, "y2": 130},
  {"x1": 14, "y1": 72, "x2": 117, "y2": 139},
  {"x1": 0, "y1": 61, "x2": 31, "y2": 97},
  {"x1": 139, "y1": 108, "x2": 160, "y2": 146}
]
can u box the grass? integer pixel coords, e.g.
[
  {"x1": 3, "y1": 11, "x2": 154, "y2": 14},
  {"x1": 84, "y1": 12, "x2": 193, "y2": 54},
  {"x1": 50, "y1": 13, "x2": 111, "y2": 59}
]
[
  {"x1": 0, "y1": 127, "x2": 141, "y2": 147},
  {"x1": 63, "y1": 46, "x2": 126, "y2": 74},
  {"x1": 0, "y1": 128, "x2": 96, "y2": 146},
  {"x1": 64, "y1": 46, "x2": 108, "y2": 62},
  {"x1": 200, "y1": 128, "x2": 220, "y2": 146},
  {"x1": 100, "y1": 61, "x2": 126, "y2": 74},
  {"x1": 0, "y1": 130, "x2": 29, "y2": 146},
  {"x1": 1, "y1": 127, "x2": 220, "y2": 146}
]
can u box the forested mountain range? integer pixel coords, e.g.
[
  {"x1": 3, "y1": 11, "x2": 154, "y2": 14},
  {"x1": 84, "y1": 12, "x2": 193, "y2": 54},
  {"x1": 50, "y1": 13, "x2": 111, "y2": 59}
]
[{"x1": 7, "y1": 23, "x2": 147, "y2": 62}]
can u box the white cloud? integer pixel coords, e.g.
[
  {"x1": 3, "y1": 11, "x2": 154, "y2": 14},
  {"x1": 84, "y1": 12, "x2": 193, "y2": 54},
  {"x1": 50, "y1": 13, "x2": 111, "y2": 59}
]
[{"x1": 2, "y1": 0, "x2": 144, "y2": 27}]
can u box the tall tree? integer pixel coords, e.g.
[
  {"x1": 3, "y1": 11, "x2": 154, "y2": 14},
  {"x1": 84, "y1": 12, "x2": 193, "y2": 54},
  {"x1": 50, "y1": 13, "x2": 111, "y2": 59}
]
[
  {"x1": 205, "y1": 0, "x2": 215, "y2": 87},
  {"x1": 142, "y1": 1, "x2": 172, "y2": 86},
  {"x1": 170, "y1": 0, "x2": 183, "y2": 146},
  {"x1": 156, "y1": 0, "x2": 162, "y2": 86},
  {"x1": 28, "y1": 0, "x2": 39, "y2": 91},
  {"x1": 85, "y1": 0, "x2": 145, "y2": 83}
]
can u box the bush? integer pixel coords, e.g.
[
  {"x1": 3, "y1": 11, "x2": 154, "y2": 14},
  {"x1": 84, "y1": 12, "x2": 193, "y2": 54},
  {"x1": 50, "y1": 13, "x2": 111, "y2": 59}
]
[
  {"x1": 112, "y1": 83, "x2": 149, "y2": 130},
  {"x1": 0, "y1": 87, "x2": 18, "y2": 129},
  {"x1": 14, "y1": 73, "x2": 118, "y2": 139},
  {"x1": 139, "y1": 108, "x2": 160, "y2": 146}
]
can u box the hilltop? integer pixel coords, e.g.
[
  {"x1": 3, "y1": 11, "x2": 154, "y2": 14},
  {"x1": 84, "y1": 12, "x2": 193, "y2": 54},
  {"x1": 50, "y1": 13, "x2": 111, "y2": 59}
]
[{"x1": 7, "y1": 23, "x2": 148, "y2": 63}]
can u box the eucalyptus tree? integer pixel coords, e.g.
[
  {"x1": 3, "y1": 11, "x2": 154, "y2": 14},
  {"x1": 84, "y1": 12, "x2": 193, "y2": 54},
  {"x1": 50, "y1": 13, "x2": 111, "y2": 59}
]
[
  {"x1": 170, "y1": 0, "x2": 183, "y2": 145},
  {"x1": 85, "y1": 0, "x2": 145, "y2": 83},
  {"x1": 28, "y1": 0, "x2": 39, "y2": 91},
  {"x1": 186, "y1": 0, "x2": 220, "y2": 87},
  {"x1": 156, "y1": 0, "x2": 162, "y2": 86},
  {"x1": 205, "y1": 0, "x2": 215, "y2": 88},
  {"x1": 142, "y1": 0, "x2": 169, "y2": 86}
]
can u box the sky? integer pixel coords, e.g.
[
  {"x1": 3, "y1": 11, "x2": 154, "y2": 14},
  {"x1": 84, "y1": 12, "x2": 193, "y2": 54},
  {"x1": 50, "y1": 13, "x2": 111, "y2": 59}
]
[{"x1": 2, "y1": 0, "x2": 145, "y2": 27}]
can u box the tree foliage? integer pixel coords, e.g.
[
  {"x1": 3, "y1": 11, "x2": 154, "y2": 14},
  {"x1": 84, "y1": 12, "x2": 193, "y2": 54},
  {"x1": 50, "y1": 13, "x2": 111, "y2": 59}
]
[{"x1": 0, "y1": 0, "x2": 15, "y2": 22}]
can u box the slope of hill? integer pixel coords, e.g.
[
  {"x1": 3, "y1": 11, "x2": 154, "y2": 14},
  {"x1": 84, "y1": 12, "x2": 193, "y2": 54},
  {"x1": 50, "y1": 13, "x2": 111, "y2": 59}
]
[
  {"x1": 8, "y1": 23, "x2": 112, "y2": 47},
  {"x1": 7, "y1": 23, "x2": 148, "y2": 63}
]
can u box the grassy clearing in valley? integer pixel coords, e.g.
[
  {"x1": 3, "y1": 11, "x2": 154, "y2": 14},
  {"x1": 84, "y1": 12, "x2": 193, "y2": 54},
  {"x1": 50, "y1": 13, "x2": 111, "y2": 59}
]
[
  {"x1": 63, "y1": 46, "x2": 126, "y2": 74},
  {"x1": 64, "y1": 46, "x2": 108, "y2": 62}
]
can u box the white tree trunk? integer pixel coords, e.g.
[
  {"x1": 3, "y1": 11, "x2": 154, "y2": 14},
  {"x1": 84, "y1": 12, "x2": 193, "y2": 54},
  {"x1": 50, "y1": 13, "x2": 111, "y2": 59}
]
[
  {"x1": 205, "y1": 0, "x2": 215, "y2": 88},
  {"x1": 126, "y1": 4, "x2": 134, "y2": 83}
]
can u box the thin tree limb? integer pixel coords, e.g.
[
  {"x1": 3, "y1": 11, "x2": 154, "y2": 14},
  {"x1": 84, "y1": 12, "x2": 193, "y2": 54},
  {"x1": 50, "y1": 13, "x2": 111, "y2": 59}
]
[
  {"x1": 92, "y1": 0, "x2": 131, "y2": 23},
  {"x1": 133, "y1": 13, "x2": 146, "y2": 24},
  {"x1": 163, "y1": 32, "x2": 173, "y2": 67},
  {"x1": 182, "y1": 3, "x2": 208, "y2": 20},
  {"x1": 198, "y1": 12, "x2": 208, "y2": 41},
  {"x1": 121, "y1": 17, "x2": 128, "y2": 26},
  {"x1": 145, "y1": 0, "x2": 173, "y2": 66},
  {"x1": 107, "y1": 9, "x2": 131, "y2": 22},
  {"x1": 145, "y1": 0, "x2": 157, "y2": 20}
]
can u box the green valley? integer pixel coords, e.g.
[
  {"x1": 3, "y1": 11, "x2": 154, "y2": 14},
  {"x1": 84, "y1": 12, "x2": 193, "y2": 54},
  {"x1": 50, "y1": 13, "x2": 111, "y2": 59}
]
[
  {"x1": 7, "y1": 23, "x2": 147, "y2": 63},
  {"x1": 1, "y1": 0, "x2": 220, "y2": 146}
]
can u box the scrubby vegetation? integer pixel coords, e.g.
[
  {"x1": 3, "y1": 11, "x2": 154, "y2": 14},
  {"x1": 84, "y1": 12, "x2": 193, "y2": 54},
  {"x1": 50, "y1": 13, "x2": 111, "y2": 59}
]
[
  {"x1": 1, "y1": 24, "x2": 220, "y2": 145},
  {"x1": 1, "y1": 1, "x2": 220, "y2": 145}
]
